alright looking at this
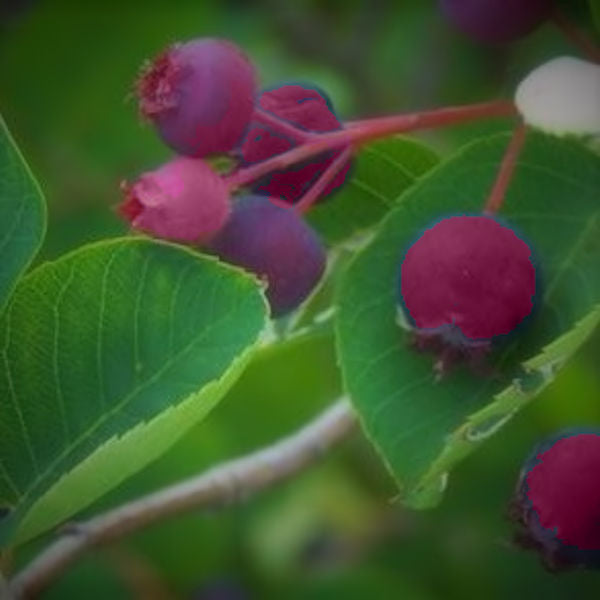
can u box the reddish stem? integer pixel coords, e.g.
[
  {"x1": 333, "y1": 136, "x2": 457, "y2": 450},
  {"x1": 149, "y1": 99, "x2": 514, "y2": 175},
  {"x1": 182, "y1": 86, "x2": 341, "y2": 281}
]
[
  {"x1": 551, "y1": 7, "x2": 600, "y2": 63},
  {"x1": 226, "y1": 99, "x2": 516, "y2": 191},
  {"x1": 293, "y1": 146, "x2": 354, "y2": 214},
  {"x1": 253, "y1": 107, "x2": 315, "y2": 143},
  {"x1": 483, "y1": 122, "x2": 527, "y2": 215}
]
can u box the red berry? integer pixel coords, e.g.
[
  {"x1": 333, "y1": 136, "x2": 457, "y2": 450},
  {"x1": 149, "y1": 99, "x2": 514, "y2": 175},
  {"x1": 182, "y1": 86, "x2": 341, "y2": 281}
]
[
  {"x1": 439, "y1": 0, "x2": 552, "y2": 44},
  {"x1": 209, "y1": 195, "x2": 326, "y2": 316},
  {"x1": 119, "y1": 156, "x2": 230, "y2": 243},
  {"x1": 238, "y1": 83, "x2": 351, "y2": 206},
  {"x1": 136, "y1": 38, "x2": 256, "y2": 157},
  {"x1": 400, "y1": 215, "x2": 536, "y2": 341},
  {"x1": 510, "y1": 430, "x2": 600, "y2": 570}
]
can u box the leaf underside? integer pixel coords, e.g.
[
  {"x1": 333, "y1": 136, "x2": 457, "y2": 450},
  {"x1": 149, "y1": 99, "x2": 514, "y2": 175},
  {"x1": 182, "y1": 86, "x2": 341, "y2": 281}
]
[{"x1": 336, "y1": 131, "x2": 600, "y2": 508}]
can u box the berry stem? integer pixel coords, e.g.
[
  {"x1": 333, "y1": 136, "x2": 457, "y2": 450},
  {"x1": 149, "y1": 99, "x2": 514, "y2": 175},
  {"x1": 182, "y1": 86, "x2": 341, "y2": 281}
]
[
  {"x1": 253, "y1": 107, "x2": 315, "y2": 143},
  {"x1": 294, "y1": 146, "x2": 354, "y2": 214},
  {"x1": 550, "y1": 6, "x2": 600, "y2": 63},
  {"x1": 226, "y1": 99, "x2": 516, "y2": 190},
  {"x1": 483, "y1": 122, "x2": 527, "y2": 215}
]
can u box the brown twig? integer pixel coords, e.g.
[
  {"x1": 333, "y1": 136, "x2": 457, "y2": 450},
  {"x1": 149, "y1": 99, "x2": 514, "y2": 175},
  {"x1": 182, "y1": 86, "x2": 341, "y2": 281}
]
[{"x1": 9, "y1": 399, "x2": 356, "y2": 599}]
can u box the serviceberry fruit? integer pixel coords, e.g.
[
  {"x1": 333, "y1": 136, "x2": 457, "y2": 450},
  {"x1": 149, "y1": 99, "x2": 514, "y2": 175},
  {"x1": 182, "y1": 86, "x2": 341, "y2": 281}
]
[
  {"x1": 515, "y1": 56, "x2": 600, "y2": 136},
  {"x1": 237, "y1": 83, "x2": 351, "y2": 206},
  {"x1": 439, "y1": 0, "x2": 552, "y2": 44},
  {"x1": 509, "y1": 429, "x2": 600, "y2": 571},
  {"x1": 209, "y1": 195, "x2": 326, "y2": 316},
  {"x1": 136, "y1": 38, "x2": 256, "y2": 157},
  {"x1": 119, "y1": 156, "x2": 230, "y2": 243},
  {"x1": 399, "y1": 215, "x2": 536, "y2": 372}
]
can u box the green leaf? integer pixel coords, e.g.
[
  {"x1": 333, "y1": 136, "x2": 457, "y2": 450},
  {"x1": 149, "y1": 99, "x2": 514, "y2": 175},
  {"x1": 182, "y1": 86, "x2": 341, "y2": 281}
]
[
  {"x1": 0, "y1": 238, "x2": 268, "y2": 545},
  {"x1": 589, "y1": 0, "x2": 600, "y2": 32},
  {"x1": 0, "y1": 115, "x2": 46, "y2": 313},
  {"x1": 335, "y1": 132, "x2": 600, "y2": 508},
  {"x1": 307, "y1": 136, "x2": 438, "y2": 244}
]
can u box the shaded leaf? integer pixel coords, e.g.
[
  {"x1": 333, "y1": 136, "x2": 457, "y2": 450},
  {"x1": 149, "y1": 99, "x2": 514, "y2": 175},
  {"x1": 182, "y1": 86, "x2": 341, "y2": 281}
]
[{"x1": 307, "y1": 136, "x2": 438, "y2": 244}]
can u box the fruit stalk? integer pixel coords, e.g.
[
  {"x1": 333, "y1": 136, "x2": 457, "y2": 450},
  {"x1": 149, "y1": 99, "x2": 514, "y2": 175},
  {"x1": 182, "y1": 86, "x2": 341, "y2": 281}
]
[
  {"x1": 294, "y1": 146, "x2": 354, "y2": 214},
  {"x1": 483, "y1": 121, "x2": 527, "y2": 214},
  {"x1": 550, "y1": 6, "x2": 600, "y2": 63},
  {"x1": 253, "y1": 106, "x2": 316, "y2": 143},
  {"x1": 226, "y1": 99, "x2": 517, "y2": 190}
]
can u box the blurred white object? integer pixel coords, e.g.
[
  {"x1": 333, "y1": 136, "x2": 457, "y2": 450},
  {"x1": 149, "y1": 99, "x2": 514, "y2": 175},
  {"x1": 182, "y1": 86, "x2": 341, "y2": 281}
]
[{"x1": 515, "y1": 56, "x2": 600, "y2": 136}]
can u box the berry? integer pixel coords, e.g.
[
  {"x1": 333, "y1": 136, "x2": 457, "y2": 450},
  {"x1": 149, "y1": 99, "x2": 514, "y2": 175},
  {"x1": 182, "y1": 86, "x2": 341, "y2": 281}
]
[
  {"x1": 237, "y1": 83, "x2": 351, "y2": 206},
  {"x1": 509, "y1": 429, "x2": 600, "y2": 571},
  {"x1": 439, "y1": 0, "x2": 552, "y2": 44},
  {"x1": 119, "y1": 156, "x2": 230, "y2": 243},
  {"x1": 515, "y1": 56, "x2": 600, "y2": 137},
  {"x1": 399, "y1": 216, "x2": 536, "y2": 372},
  {"x1": 209, "y1": 195, "x2": 326, "y2": 316},
  {"x1": 136, "y1": 38, "x2": 256, "y2": 157}
]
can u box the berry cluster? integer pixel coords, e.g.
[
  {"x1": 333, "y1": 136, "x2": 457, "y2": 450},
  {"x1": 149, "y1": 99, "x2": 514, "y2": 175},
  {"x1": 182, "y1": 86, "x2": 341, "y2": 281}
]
[
  {"x1": 116, "y1": 0, "x2": 600, "y2": 572},
  {"x1": 120, "y1": 38, "x2": 352, "y2": 316}
]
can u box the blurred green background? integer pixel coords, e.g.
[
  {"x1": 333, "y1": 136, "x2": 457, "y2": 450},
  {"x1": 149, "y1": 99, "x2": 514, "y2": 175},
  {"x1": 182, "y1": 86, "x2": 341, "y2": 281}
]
[{"x1": 1, "y1": 0, "x2": 599, "y2": 598}]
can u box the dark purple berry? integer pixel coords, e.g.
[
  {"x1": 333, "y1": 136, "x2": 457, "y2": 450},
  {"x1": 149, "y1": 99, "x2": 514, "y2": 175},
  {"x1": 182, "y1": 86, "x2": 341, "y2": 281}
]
[
  {"x1": 238, "y1": 83, "x2": 351, "y2": 206},
  {"x1": 119, "y1": 156, "x2": 230, "y2": 243},
  {"x1": 209, "y1": 195, "x2": 326, "y2": 316},
  {"x1": 399, "y1": 215, "x2": 536, "y2": 374},
  {"x1": 509, "y1": 429, "x2": 600, "y2": 571},
  {"x1": 439, "y1": 0, "x2": 552, "y2": 44},
  {"x1": 136, "y1": 38, "x2": 256, "y2": 157}
]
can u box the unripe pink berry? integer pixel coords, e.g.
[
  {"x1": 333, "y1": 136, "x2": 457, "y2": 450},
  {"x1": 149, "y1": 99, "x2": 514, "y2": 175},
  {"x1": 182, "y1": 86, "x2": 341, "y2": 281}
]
[
  {"x1": 510, "y1": 430, "x2": 600, "y2": 570},
  {"x1": 136, "y1": 38, "x2": 256, "y2": 157},
  {"x1": 238, "y1": 83, "x2": 351, "y2": 206},
  {"x1": 119, "y1": 156, "x2": 230, "y2": 243},
  {"x1": 400, "y1": 215, "x2": 536, "y2": 341}
]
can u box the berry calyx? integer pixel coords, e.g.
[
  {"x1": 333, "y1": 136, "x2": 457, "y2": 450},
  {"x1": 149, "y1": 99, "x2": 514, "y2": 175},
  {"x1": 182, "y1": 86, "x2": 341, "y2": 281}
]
[
  {"x1": 208, "y1": 195, "x2": 326, "y2": 316},
  {"x1": 509, "y1": 430, "x2": 600, "y2": 571},
  {"x1": 399, "y1": 215, "x2": 536, "y2": 371},
  {"x1": 136, "y1": 38, "x2": 256, "y2": 157},
  {"x1": 119, "y1": 156, "x2": 230, "y2": 243},
  {"x1": 237, "y1": 83, "x2": 351, "y2": 206},
  {"x1": 439, "y1": 0, "x2": 552, "y2": 44}
]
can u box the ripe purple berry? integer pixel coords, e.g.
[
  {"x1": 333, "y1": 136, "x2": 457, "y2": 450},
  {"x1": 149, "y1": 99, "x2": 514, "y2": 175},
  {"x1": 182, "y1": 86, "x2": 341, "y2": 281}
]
[
  {"x1": 399, "y1": 216, "x2": 536, "y2": 372},
  {"x1": 119, "y1": 156, "x2": 230, "y2": 243},
  {"x1": 509, "y1": 430, "x2": 600, "y2": 571},
  {"x1": 439, "y1": 0, "x2": 552, "y2": 44},
  {"x1": 238, "y1": 83, "x2": 351, "y2": 206},
  {"x1": 209, "y1": 195, "x2": 326, "y2": 316},
  {"x1": 136, "y1": 38, "x2": 256, "y2": 157}
]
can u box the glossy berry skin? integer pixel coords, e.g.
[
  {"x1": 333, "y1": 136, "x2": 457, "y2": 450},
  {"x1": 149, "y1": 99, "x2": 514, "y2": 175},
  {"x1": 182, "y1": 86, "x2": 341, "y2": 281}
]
[
  {"x1": 400, "y1": 215, "x2": 535, "y2": 341},
  {"x1": 439, "y1": 0, "x2": 552, "y2": 44},
  {"x1": 510, "y1": 430, "x2": 600, "y2": 571},
  {"x1": 119, "y1": 156, "x2": 230, "y2": 243},
  {"x1": 136, "y1": 38, "x2": 256, "y2": 157},
  {"x1": 209, "y1": 195, "x2": 326, "y2": 316},
  {"x1": 238, "y1": 84, "x2": 351, "y2": 206}
]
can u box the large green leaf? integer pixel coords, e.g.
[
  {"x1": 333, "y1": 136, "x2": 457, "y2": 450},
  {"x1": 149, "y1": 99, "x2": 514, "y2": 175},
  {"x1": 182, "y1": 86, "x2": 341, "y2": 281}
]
[
  {"x1": 336, "y1": 132, "x2": 600, "y2": 508},
  {"x1": 307, "y1": 136, "x2": 438, "y2": 244},
  {"x1": 0, "y1": 238, "x2": 268, "y2": 545},
  {"x1": 0, "y1": 115, "x2": 46, "y2": 313}
]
